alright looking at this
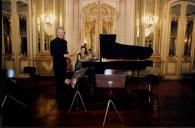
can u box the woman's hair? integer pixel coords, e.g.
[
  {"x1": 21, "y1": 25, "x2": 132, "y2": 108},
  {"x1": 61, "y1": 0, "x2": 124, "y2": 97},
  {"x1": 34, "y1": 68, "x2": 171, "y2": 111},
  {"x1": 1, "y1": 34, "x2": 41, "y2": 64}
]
[
  {"x1": 80, "y1": 46, "x2": 88, "y2": 55},
  {"x1": 80, "y1": 46, "x2": 85, "y2": 50}
]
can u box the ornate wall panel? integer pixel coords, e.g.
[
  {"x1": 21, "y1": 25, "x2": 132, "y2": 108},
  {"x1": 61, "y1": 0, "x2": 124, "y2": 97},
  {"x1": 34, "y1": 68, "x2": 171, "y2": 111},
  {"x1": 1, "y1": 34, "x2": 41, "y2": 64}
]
[
  {"x1": 166, "y1": 62, "x2": 177, "y2": 75},
  {"x1": 181, "y1": 62, "x2": 192, "y2": 74},
  {"x1": 82, "y1": 0, "x2": 117, "y2": 57},
  {"x1": 34, "y1": 54, "x2": 53, "y2": 76},
  {"x1": 162, "y1": 0, "x2": 195, "y2": 79}
]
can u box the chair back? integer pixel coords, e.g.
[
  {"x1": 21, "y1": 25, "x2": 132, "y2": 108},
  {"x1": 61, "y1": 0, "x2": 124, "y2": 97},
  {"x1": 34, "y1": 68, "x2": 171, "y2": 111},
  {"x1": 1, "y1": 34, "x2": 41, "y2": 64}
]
[
  {"x1": 23, "y1": 67, "x2": 36, "y2": 77},
  {"x1": 146, "y1": 74, "x2": 160, "y2": 86}
]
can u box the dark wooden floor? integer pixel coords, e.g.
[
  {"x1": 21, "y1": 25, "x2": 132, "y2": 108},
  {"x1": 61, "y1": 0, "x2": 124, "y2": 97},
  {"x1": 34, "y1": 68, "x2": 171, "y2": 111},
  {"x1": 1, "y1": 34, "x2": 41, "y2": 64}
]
[{"x1": 1, "y1": 76, "x2": 195, "y2": 127}]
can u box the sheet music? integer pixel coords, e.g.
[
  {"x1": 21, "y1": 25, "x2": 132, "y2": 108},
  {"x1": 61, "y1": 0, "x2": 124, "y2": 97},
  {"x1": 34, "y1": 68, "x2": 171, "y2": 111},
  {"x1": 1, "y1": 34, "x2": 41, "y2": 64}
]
[{"x1": 71, "y1": 68, "x2": 88, "y2": 80}]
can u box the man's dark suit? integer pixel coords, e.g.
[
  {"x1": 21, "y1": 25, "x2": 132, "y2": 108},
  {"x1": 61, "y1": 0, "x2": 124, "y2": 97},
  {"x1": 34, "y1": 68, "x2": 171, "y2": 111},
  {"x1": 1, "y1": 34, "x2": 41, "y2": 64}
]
[{"x1": 50, "y1": 37, "x2": 72, "y2": 108}]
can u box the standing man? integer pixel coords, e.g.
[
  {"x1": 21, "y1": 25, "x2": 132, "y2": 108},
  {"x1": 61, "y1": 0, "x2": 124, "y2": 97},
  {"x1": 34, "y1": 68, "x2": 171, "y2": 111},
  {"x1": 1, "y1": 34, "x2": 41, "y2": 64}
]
[{"x1": 50, "y1": 27, "x2": 72, "y2": 109}]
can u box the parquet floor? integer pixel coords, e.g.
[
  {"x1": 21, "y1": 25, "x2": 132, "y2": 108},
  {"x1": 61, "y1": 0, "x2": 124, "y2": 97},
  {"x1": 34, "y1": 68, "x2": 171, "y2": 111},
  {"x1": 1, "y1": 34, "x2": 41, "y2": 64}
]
[{"x1": 2, "y1": 77, "x2": 195, "y2": 127}]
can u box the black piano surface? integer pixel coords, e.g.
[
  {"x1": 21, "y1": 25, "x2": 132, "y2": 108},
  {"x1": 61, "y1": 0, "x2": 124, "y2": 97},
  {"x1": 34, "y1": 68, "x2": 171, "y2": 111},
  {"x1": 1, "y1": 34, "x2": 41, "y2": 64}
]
[
  {"x1": 82, "y1": 59, "x2": 153, "y2": 74},
  {"x1": 99, "y1": 34, "x2": 153, "y2": 61}
]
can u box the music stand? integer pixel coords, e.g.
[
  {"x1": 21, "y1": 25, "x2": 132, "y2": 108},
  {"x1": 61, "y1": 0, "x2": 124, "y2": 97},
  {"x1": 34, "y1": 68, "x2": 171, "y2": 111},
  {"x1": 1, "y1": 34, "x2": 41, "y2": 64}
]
[
  {"x1": 96, "y1": 74, "x2": 125, "y2": 127},
  {"x1": 2, "y1": 69, "x2": 27, "y2": 108},
  {"x1": 68, "y1": 68, "x2": 88, "y2": 113}
]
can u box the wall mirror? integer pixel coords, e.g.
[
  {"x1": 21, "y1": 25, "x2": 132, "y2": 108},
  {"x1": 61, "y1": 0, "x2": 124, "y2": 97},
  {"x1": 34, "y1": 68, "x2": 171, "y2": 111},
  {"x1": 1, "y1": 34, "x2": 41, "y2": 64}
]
[
  {"x1": 135, "y1": 0, "x2": 162, "y2": 57},
  {"x1": 32, "y1": 0, "x2": 65, "y2": 54},
  {"x1": 43, "y1": 0, "x2": 55, "y2": 51},
  {"x1": 184, "y1": 4, "x2": 195, "y2": 57},
  {"x1": 2, "y1": 0, "x2": 12, "y2": 56},
  {"x1": 17, "y1": 0, "x2": 28, "y2": 55},
  {"x1": 143, "y1": 0, "x2": 158, "y2": 49},
  {"x1": 169, "y1": 4, "x2": 180, "y2": 57},
  {"x1": 33, "y1": 0, "x2": 56, "y2": 53}
]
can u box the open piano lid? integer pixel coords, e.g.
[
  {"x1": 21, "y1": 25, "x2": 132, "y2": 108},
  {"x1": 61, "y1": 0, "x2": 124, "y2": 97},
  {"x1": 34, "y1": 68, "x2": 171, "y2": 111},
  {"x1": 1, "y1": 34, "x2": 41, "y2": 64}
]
[{"x1": 100, "y1": 34, "x2": 153, "y2": 60}]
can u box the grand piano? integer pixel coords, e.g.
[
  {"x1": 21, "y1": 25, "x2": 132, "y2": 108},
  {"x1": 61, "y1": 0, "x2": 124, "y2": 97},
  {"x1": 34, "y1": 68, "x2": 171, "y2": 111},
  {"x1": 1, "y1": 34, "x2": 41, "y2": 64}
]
[{"x1": 81, "y1": 34, "x2": 153, "y2": 75}]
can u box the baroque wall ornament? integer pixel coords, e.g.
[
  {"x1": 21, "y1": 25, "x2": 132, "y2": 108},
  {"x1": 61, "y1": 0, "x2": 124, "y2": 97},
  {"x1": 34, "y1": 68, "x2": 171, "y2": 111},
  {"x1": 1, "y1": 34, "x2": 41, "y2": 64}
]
[{"x1": 83, "y1": 2, "x2": 116, "y2": 55}]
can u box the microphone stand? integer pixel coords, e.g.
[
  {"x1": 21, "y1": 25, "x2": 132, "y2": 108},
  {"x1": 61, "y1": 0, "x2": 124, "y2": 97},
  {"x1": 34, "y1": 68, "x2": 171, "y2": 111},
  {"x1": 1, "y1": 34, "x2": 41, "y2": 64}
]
[{"x1": 102, "y1": 80, "x2": 123, "y2": 127}]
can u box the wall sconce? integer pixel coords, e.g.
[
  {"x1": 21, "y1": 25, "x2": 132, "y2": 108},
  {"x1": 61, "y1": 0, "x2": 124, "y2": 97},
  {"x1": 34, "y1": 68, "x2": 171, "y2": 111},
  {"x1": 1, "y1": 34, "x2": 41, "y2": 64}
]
[
  {"x1": 37, "y1": 14, "x2": 55, "y2": 36},
  {"x1": 45, "y1": 14, "x2": 54, "y2": 25},
  {"x1": 144, "y1": 15, "x2": 158, "y2": 37},
  {"x1": 44, "y1": 14, "x2": 55, "y2": 36}
]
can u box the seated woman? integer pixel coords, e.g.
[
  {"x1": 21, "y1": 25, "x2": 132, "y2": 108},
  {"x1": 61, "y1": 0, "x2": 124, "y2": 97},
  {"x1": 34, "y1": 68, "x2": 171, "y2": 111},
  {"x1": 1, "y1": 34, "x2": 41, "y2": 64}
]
[
  {"x1": 75, "y1": 46, "x2": 92, "y2": 70},
  {"x1": 78, "y1": 46, "x2": 91, "y2": 61}
]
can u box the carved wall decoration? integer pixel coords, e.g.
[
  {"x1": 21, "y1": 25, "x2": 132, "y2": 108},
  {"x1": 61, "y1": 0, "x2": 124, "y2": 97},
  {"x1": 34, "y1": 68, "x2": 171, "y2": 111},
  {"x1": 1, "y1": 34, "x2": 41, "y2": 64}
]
[
  {"x1": 83, "y1": 2, "x2": 116, "y2": 56},
  {"x1": 33, "y1": 53, "x2": 53, "y2": 76},
  {"x1": 19, "y1": 60, "x2": 29, "y2": 73},
  {"x1": 35, "y1": 61, "x2": 53, "y2": 76},
  {"x1": 4, "y1": 59, "x2": 15, "y2": 70},
  {"x1": 42, "y1": 62, "x2": 53, "y2": 71}
]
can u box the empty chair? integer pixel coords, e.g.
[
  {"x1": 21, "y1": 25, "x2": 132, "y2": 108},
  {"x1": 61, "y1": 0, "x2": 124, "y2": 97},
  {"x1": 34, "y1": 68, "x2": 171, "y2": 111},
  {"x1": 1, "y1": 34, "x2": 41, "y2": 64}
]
[
  {"x1": 23, "y1": 67, "x2": 36, "y2": 89},
  {"x1": 131, "y1": 73, "x2": 161, "y2": 120},
  {"x1": 23, "y1": 67, "x2": 36, "y2": 78},
  {"x1": 145, "y1": 74, "x2": 161, "y2": 92}
]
